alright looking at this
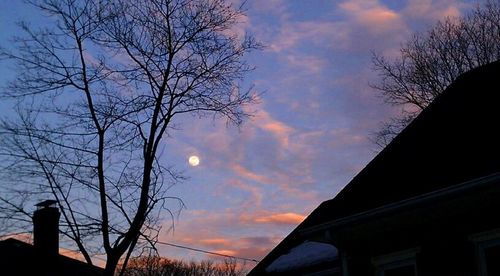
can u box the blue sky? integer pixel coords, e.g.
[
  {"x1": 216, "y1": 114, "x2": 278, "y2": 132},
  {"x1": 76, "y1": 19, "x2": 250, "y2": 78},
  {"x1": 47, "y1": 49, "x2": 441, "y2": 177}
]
[{"x1": 0, "y1": 0, "x2": 479, "y2": 269}]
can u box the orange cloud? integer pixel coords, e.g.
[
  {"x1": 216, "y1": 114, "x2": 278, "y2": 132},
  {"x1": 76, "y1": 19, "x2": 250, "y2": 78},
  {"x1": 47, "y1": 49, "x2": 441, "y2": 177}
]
[
  {"x1": 254, "y1": 212, "x2": 306, "y2": 225},
  {"x1": 157, "y1": 208, "x2": 312, "y2": 271},
  {"x1": 200, "y1": 238, "x2": 232, "y2": 247},
  {"x1": 0, "y1": 232, "x2": 32, "y2": 243},
  {"x1": 213, "y1": 249, "x2": 238, "y2": 256},
  {"x1": 59, "y1": 248, "x2": 87, "y2": 262}
]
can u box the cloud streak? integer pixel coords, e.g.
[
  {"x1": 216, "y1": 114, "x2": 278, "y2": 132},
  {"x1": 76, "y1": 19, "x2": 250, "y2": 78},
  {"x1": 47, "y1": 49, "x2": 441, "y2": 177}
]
[{"x1": 254, "y1": 212, "x2": 306, "y2": 225}]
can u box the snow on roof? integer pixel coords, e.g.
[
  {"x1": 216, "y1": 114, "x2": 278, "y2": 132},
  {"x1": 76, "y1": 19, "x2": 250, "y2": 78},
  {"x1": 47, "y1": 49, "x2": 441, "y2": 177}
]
[{"x1": 265, "y1": 241, "x2": 338, "y2": 273}]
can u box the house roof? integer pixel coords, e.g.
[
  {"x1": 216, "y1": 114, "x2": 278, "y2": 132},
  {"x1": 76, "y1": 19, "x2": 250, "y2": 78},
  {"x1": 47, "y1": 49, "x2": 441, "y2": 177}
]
[
  {"x1": 0, "y1": 238, "x2": 103, "y2": 276},
  {"x1": 250, "y1": 60, "x2": 500, "y2": 275},
  {"x1": 302, "y1": 59, "x2": 500, "y2": 229}
]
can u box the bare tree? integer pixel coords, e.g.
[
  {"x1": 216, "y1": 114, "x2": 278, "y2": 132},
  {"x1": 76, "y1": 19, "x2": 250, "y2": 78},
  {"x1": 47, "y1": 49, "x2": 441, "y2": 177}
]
[
  {"x1": 122, "y1": 254, "x2": 245, "y2": 276},
  {"x1": 0, "y1": 0, "x2": 259, "y2": 275},
  {"x1": 372, "y1": 0, "x2": 500, "y2": 147}
]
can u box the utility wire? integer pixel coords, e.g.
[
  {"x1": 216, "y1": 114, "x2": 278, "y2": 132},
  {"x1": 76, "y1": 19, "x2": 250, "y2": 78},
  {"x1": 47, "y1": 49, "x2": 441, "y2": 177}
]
[
  {"x1": 1, "y1": 231, "x2": 260, "y2": 263},
  {"x1": 154, "y1": 240, "x2": 259, "y2": 263},
  {"x1": 61, "y1": 239, "x2": 260, "y2": 263}
]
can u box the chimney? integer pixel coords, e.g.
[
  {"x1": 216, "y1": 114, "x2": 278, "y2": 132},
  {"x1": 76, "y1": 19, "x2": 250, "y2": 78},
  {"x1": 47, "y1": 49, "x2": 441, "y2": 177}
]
[{"x1": 33, "y1": 200, "x2": 60, "y2": 258}]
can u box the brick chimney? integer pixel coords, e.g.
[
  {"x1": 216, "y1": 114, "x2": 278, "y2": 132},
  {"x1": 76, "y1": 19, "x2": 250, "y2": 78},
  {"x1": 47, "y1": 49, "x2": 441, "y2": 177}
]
[{"x1": 33, "y1": 200, "x2": 60, "y2": 258}]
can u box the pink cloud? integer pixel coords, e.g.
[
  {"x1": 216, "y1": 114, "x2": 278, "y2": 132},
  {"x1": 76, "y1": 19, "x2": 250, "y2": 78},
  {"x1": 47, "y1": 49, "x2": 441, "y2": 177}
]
[
  {"x1": 250, "y1": 105, "x2": 294, "y2": 149},
  {"x1": 158, "y1": 209, "x2": 299, "y2": 264},
  {"x1": 339, "y1": 0, "x2": 406, "y2": 35},
  {"x1": 403, "y1": 0, "x2": 466, "y2": 21},
  {"x1": 166, "y1": 209, "x2": 306, "y2": 238},
  {"x1": 254, "y1": 212, "x2": 306, "y2": 225}
]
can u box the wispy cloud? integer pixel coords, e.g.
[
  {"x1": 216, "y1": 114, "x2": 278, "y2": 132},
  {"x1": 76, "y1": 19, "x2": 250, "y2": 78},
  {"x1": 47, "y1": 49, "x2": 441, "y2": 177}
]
[
  {"x1": 230, "y1": 164, "x2": 273, "y2": 184},
  {"x1": 267, "y1": 21, "x2": 344, "y2": 53},
  {"x1": 285, "y1": 54, "x2": 327, "y2": 74},
  {"x1": 252, "y1": 107, "x2": 294, "y2": 149},
  {"x1": 403, "y1": 0, "x2": 466, "y2": 21},
  {"x1": 224, "y1": 178, "x2": 264, "y2": 209}
]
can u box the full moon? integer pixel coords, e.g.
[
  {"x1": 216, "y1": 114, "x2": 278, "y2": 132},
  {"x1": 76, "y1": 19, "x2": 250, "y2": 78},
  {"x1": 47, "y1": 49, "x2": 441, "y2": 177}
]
[{"x1": 188, "y1": 155, "x2": 200, "y2": 167}]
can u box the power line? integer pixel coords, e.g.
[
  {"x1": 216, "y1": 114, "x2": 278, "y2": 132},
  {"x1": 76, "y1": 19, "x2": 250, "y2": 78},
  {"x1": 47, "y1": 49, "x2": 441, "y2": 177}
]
[
  {"x1": 65, "y1": 241, "x2": 260, "y2": 266},
  {"x1": 154, "y1": 240, "x2": 260, "y2": 263},
  {"x1": 74, "y1": 240, "x2": 260, "y2": 264},
  {"x1": 1, "y1": 231, "x2": 260, "y2": 263}
]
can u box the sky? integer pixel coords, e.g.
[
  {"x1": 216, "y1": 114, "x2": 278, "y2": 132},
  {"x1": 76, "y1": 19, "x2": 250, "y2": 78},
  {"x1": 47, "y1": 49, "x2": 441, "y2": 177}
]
[{"x1": 0, "y1": 0, "x2": 481, "y2": 270}]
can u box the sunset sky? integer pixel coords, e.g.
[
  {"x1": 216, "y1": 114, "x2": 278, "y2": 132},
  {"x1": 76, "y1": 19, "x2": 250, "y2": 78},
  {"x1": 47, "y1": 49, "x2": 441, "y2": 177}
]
[{"x1": 0, "y1": 0, "x2": 480, "y2": 269}]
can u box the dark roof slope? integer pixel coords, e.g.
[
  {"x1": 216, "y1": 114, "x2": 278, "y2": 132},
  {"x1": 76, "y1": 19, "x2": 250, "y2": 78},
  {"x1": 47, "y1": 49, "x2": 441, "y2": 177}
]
[
  {"x1": 0, "y1": 238, "x2": 103, "y2": 276},
  {"x1": 302, "y1": 59, "x2": 500, "y2": 228},
  {"x1": 250, "y1": 60, "x2": 500, "y2": 275}
]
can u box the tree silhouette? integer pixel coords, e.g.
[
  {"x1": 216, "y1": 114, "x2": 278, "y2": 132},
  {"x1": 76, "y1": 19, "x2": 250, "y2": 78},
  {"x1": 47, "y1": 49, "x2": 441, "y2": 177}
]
[
  {"x1": 0, "y1": 0, "x2": 259, "y2": 275},
  {"x1": 372, "y1": 0, "x2": 500, "y2": 147}
]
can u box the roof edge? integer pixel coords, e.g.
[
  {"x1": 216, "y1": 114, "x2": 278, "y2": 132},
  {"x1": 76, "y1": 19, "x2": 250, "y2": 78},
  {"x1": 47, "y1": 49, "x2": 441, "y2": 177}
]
[{"x1": 300, "y1": 171, "x2": 500, "y2": 236}]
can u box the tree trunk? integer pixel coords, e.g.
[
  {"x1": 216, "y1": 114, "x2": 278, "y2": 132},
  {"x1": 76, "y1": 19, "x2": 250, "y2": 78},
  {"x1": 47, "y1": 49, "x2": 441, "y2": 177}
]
[{"x1": 104, "y1": 254, "x2": 120, "y2": 276}]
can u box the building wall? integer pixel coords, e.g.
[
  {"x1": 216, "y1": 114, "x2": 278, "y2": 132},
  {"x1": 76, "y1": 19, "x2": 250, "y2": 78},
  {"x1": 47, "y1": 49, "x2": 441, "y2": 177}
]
[{"x1": 338, "y1": 180, "x2": 500, "y2": 276}]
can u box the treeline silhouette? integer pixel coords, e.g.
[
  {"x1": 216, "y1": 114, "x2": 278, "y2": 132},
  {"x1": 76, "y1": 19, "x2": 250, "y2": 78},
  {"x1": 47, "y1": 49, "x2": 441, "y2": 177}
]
[{"x1": 122, "y1": 256, "x2": 246, "y2": 276}]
